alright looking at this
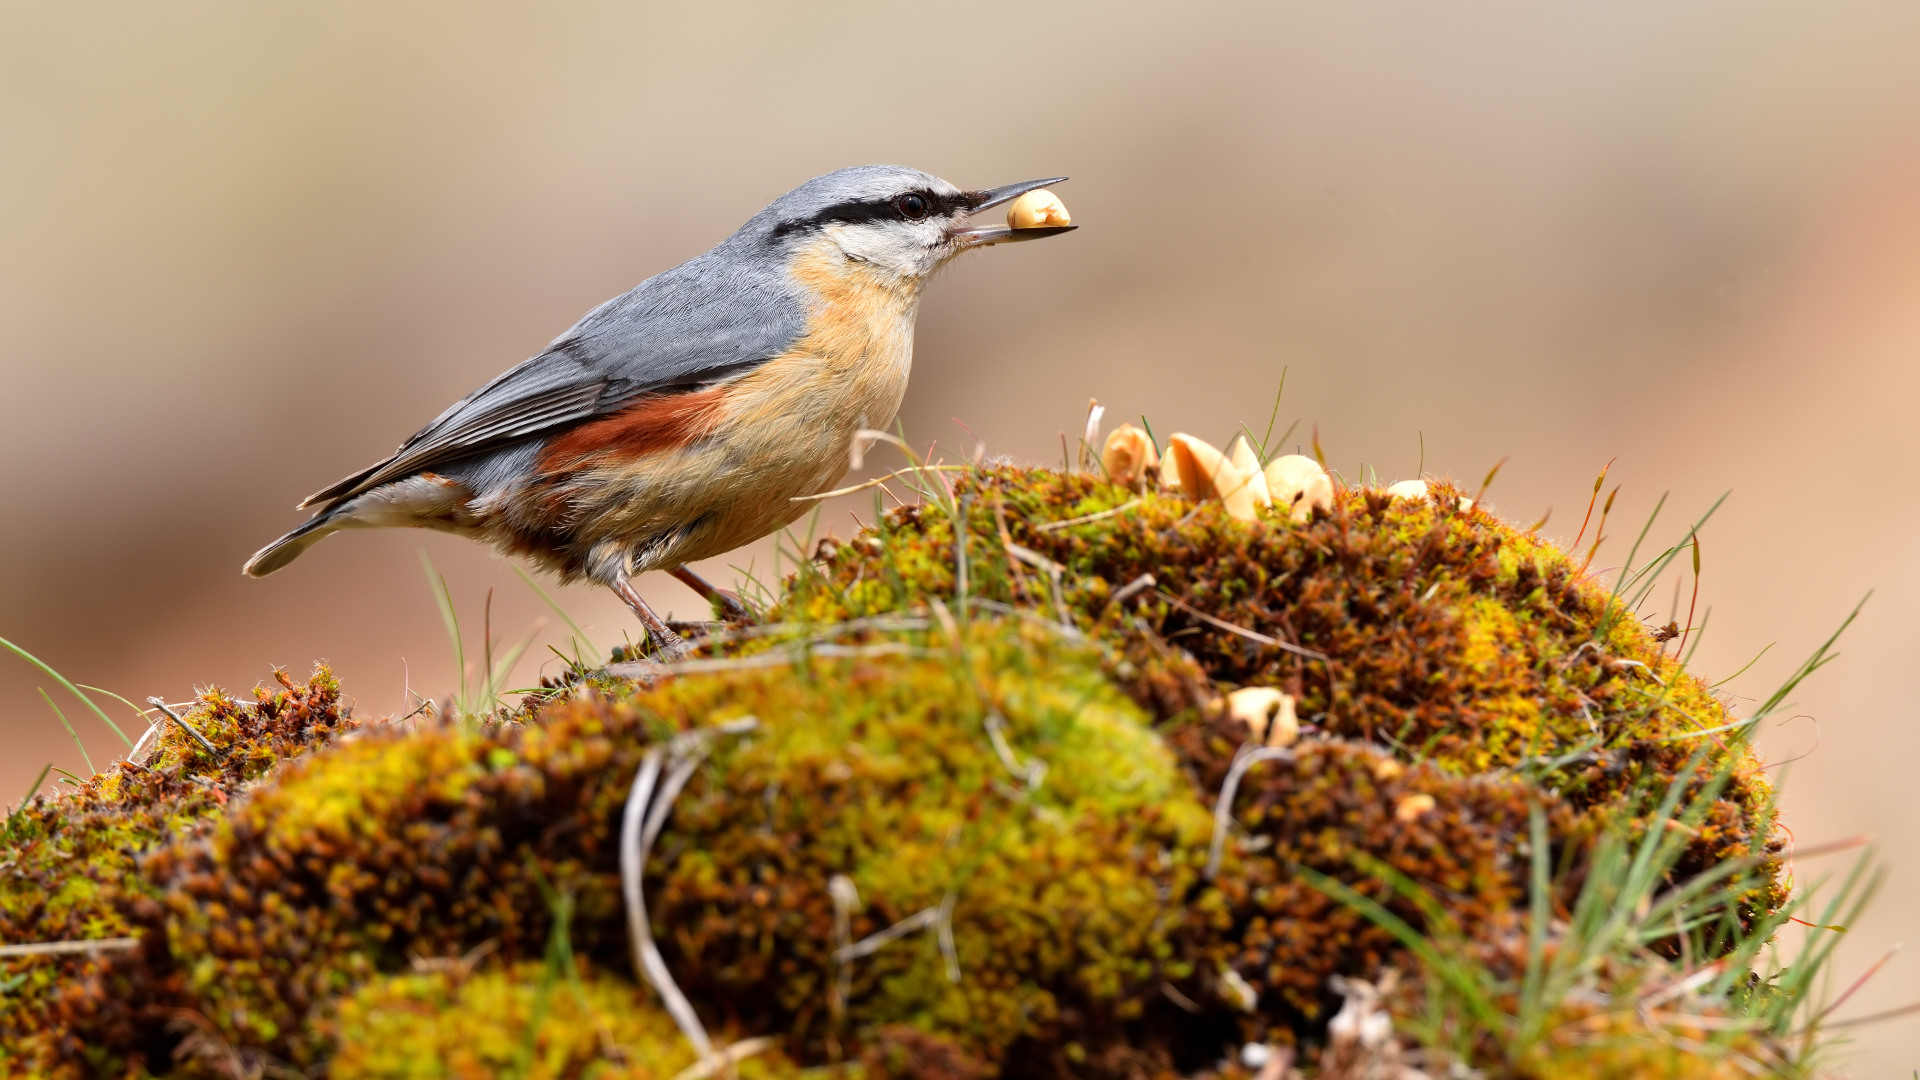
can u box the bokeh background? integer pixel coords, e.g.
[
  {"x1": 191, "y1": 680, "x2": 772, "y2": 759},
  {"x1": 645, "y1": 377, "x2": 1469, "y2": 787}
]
[{"x1": 5, "y1": 1, "x2": 1919, "y2": 1069}]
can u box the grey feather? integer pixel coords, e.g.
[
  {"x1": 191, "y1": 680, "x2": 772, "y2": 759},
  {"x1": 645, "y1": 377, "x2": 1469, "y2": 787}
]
[
  {"x1": 243, "y1": 513, "x2": 340, "y2": 577},
  {"x1": 299, "y1": 254, "x2": 810, "y2": 510}
]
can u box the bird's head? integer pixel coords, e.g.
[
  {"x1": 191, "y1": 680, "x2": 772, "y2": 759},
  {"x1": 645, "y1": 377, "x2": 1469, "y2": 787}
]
[{"x1": 739, "y1": 165, "x2": 1074, "y2": 281}]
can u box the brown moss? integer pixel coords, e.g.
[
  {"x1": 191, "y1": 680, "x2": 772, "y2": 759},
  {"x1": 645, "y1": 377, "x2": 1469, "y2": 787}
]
[
  {"x1": 1186, "y1": 740, "x2": 1580, "y2": 1035},
  {"x1": 0, "y1": 667, "x2": 355, "y2": 1078}
]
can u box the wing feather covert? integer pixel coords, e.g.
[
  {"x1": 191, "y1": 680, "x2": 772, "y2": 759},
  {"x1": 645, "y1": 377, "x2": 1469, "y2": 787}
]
[{"x1": 300, "y1": 246, "x2": 810, "y2": 511}]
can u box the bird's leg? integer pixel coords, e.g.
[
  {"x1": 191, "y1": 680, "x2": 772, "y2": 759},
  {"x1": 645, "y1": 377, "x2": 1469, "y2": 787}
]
[
  {"x1": 610, "y1": 573, "x2": 691, "y2": 662},
  {"x1": 669, "y1": 565, "x2": 755, "y2": 624}
]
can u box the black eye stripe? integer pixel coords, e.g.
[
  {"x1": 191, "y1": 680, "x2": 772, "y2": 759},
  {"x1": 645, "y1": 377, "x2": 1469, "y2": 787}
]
[{"x1": 769, "y1": 189, "x2": 979, "y2": 241}]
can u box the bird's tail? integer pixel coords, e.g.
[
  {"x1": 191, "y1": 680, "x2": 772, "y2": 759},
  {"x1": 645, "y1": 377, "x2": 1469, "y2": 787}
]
[{"x1": 243, "y1": 515, "x2": 340, "y2": 577}]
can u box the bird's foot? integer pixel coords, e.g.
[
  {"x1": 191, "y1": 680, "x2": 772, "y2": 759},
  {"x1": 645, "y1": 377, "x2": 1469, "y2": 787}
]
[
  {"x1": 644, "y1": 624, "x2": 693, "y2": 663},
  {"x1": 610, "y1": 573, "x2": 697, "y2": 664}
]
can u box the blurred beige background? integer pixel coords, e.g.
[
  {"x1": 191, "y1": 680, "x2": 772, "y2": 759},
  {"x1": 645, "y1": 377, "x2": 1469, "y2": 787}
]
[{"x1": 4, "y1": 1, "x2": 1919, "y2": 1069}]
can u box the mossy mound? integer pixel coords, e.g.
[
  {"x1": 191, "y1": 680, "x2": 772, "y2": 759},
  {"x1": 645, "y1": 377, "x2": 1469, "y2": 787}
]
[{"x1": 0, "y1": 463, "x2": 1795, "y2": 1078}]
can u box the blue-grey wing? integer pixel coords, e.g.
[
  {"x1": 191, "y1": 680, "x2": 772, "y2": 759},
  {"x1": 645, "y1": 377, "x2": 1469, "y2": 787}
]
[{"x1": 299, "y1": 252, "x2": 808, "y2": 510}]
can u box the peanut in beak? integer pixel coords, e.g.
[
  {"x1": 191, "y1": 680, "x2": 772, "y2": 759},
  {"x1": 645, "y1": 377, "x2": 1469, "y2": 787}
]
[{"x1": 1006, "y1": 189, "x2": 1071, "y2": 229}]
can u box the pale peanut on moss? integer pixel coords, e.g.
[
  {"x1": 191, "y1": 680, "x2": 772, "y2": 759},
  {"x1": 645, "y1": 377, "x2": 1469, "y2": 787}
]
[
  {"x1": 1388, "y1": 477, "x2": 1472, "y2": 511},
  {"x1": 1227, "y1": 435, "x2": 1272, "y2": 511},
  {"x1": 1386, "y1": 479, "x2": 1429, "y2": 500},
  {"x1": 1165, "y1": 433, "x2": 1264, "y2": 521},
  {"x1": 1226, "y1": 686, "x2": 1298, "y2": 748},
  {"x1": 1395, "y1": 793, "x2": 1437, "y2": 822},
  {"x1": 1264, "y1": 454, "x2": 1333, "y2": 523},
  {"x1": 1101, "y1": 423, "x2": 1159, "y2": 490}
]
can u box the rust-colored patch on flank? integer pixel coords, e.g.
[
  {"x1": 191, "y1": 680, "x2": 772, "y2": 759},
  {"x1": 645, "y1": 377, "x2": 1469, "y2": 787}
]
[{"x1": 536, "y1": 386, "x2": 728, "y2": 472}]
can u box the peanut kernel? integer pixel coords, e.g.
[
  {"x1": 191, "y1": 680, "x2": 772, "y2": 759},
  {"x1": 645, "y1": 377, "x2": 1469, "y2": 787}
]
[
  {"x1": 1226, "y1": 686, "x2": 1298, "y2": 748},
  {"x1": 1395, "y1": 793, "x2": 1437, "y2": 822},
  {"x1": 1007, "y1": 188, "x2": 1071, "y2": 229},
  {"x1": 1264, "y1": 455, "x2": 1333, "y2": 523},
  {"x1": 1166, "y1": 434, "x2": 1263, "y2": 521},
  {"x1": 1386, "y1": 479, "x2": 1428, "y2": 500},
  {"x1": 1101, "y1": 424, "x2": 1159, "y2": 490}
]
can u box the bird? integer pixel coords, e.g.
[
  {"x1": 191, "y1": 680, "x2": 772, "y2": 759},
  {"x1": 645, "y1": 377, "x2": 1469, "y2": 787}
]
[{"x1": 244, "y1": 164, "x2": 1075, "y2": 658}]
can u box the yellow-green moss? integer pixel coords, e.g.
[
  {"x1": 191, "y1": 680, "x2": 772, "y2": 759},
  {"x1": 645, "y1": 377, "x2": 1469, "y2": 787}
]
[{"x1": 329, "y1": 962, "x2": 802, "y2": 1079}]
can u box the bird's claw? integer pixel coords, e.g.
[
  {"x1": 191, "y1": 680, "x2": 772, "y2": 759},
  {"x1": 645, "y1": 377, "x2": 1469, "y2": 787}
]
[{"x1": 646, "y1": 628, "x2": 693, "y2": 663}]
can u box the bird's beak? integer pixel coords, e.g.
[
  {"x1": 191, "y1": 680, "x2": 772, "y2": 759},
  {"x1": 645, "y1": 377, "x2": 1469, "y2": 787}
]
[{"x1": 949, "y1": 176, "x2": 1076, "y2": 249}]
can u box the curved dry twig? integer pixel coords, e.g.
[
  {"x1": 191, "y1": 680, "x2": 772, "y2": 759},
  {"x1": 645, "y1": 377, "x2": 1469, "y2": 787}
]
[
  {"x1": 620, "y1": 748, "x2": 708, "y2": 1057},
  {"x1": 1156, "y1": 593, "x2": 1330, "y2": 662},
  {"x1": 0, "y1": 936, "x2": 140, "y2": 959},
  {"x1": 1206, "y1": 745, "x2": 1295, "y2": 880},
  {"x1": 147, "y1": 697, "x2": 220, "y2": 758},
  {"x1": 619, "y1": 717, "x2": 761, "y2": 1062},
  {"x1": 831, "y1": 907, "x2": 938, "y2": 963}
]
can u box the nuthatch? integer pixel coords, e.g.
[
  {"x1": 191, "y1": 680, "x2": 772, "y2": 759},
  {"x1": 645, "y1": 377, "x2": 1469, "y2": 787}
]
[{"x1": 244, "y1": 165, "x2": 1075, "y2": 657}]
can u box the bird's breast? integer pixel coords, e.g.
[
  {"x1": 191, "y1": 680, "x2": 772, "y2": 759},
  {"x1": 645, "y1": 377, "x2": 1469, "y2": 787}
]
[{"x1": 713, "y1": 241, "x2": 924, "y2": 459}]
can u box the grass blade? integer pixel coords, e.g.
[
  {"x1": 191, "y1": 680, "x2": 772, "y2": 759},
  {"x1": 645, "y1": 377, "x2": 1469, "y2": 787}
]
[
  {"x1": 1296, "y1": 864, "x2": 1507, "y2": 1036},
  {"x1": 39, "y1": 687, "x2": 95, "y2": 777},
  {"x1": 513, "y1": 565, "x2": 601, "y2": 667},
  {"x1": 8, "y1": 763, "x2": 51, "y2": 822},
  {"x1": 0, "y1": 635, "x2": 133, "y2": 749},
  {"x1": 1257, "y1": 367, "x2": 1288, "y2": 462},
  {"x1": 77, "y1": 684, "x2": 157, "y2": 735},
  {"x1": 1519, "y1": 803, "x2": 1551, "y2": 1040},
  {"x1": 1619, "y1": 493, "x2": 1728, "y2": 613},
  {"x1": 1754, "y1": 593, "x2": 1867, "y2": 721},
  {"x1": 420, "y1": 551, "x2": 469, "y2": 715}
]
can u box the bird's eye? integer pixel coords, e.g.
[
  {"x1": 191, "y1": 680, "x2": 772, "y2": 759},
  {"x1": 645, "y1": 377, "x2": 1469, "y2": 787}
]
[{"x1": 895, "y1": 193, "x2": 930, "y2": 220}]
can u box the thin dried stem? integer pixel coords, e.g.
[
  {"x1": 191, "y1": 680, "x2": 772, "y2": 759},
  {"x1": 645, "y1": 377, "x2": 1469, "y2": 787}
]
[
  {"x1": 1206, "y1": 745, "x2": 1295, "y2": 880},
  {"x1": 148, "y1": 698, "x2": 220, "y2": 758}
]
